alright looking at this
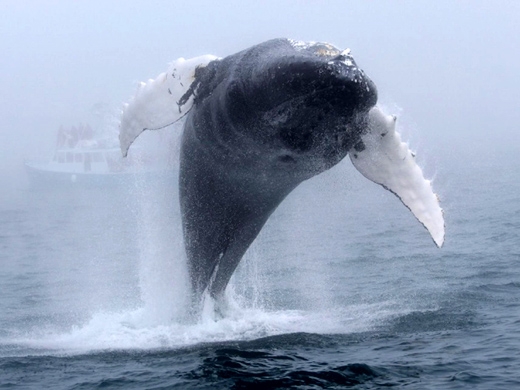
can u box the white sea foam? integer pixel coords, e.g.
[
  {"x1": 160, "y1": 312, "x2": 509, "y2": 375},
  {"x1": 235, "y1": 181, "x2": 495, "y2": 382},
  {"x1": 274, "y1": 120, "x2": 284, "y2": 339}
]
[{"x1": 7, "y1": 296, "x2": 407, "y2": 354}]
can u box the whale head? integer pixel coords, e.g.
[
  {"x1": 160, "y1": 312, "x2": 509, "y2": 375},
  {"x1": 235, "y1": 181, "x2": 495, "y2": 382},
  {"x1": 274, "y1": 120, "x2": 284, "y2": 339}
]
[{"x1": 191, "y1": 39, "x2": 378, "y2": 180}]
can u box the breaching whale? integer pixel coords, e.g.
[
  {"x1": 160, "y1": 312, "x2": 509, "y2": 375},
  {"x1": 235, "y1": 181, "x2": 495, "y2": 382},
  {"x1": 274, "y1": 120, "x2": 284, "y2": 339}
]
[{"x1": 119, "y1": 38, "x2": 445, "y2": 305}]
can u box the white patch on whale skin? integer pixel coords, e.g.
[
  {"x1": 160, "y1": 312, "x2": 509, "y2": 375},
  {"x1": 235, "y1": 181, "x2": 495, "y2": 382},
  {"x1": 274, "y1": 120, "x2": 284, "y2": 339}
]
[
  {"x1": 288, "y1": 39, "x2": 317, "y2": 50},
  {"x1": 349, "y1": 106, "x2": 445, "y2": 248},
  {"x1": 119, "y1": 54, "x2": 218, "y2": 157},
  {"x1": 288, "y1": 39, "x2": 347, "y2": 58}
]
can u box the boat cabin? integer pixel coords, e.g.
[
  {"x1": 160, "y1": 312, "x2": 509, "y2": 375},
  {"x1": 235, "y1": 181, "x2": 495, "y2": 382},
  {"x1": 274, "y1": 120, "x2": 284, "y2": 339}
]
[{"x1": 51, "y1": 148, "x2": 127, "y2": 174}]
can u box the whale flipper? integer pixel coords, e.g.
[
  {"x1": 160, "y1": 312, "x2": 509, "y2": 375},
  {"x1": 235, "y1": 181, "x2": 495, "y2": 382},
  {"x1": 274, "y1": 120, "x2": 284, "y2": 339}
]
[
  {"x1": 349, "y1": 106, "x2": 445, "y2": 247},
  {"x1": 119, "y1": 55, "x2": 218, "y2": 156}
]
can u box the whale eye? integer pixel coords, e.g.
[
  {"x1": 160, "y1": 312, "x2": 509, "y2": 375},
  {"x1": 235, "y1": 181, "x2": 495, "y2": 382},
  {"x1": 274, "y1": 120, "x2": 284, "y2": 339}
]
[{"x1": 279, "y1": 154, "x2": 296, "y2": 163}]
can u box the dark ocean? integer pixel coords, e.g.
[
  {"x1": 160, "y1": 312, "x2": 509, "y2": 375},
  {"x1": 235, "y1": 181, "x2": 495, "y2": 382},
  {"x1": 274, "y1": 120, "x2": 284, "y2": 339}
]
[{"x1": 1, "y1": 146, "x2": 519, "y2": 389}]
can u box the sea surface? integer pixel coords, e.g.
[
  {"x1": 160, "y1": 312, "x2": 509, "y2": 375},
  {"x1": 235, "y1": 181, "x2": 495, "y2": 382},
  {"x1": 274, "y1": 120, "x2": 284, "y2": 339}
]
[{"x1": 1, "y1": 146, "x2": 519, "y2": 389}]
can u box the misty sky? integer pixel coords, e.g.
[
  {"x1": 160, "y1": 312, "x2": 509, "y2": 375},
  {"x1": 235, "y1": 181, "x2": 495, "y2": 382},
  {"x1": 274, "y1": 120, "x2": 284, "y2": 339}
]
[{"x1": 1, "y1": 0, "x2": 519, "y2": 196}]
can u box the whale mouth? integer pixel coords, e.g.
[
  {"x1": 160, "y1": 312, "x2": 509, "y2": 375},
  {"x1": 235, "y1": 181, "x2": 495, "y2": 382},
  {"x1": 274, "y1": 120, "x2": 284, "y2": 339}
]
[{"x1": 257, "y1": 61, "x2": 376, "y2": 143}]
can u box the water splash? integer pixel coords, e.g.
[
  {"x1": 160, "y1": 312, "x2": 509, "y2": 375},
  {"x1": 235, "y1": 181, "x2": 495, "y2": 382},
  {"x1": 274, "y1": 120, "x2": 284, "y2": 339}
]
[
  {"x1": 0, "y1": 140, "x2": 444, "y2": 356},
  {"x1": 131, "y1": 171, "x2": 190, "y2": 326}
]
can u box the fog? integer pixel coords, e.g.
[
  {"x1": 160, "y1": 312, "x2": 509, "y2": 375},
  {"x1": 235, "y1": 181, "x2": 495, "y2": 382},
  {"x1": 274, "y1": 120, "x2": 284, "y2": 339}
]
[{"x1": 1, "y1": 0, "x2": 519, "y2": 201}]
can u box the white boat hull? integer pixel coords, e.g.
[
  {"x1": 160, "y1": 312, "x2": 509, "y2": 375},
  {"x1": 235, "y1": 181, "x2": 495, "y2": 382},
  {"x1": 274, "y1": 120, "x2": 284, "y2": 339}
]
[{"x1": 24, "y1": 162, "x2": 170, "y2": 187}]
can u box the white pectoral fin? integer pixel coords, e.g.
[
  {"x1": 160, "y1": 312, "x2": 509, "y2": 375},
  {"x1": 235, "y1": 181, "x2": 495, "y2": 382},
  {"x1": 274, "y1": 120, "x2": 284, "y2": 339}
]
[
  {"x1": 349, "y1": 106, "x2": 445, "y2": 247},
  {"x1": 119, "y1": 54, "x2": 219, "y2": 157}
]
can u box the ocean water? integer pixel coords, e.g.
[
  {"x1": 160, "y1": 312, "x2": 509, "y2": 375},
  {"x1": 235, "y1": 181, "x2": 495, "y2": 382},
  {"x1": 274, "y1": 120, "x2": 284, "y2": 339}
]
[{"x1": 1, "y1": 147, "x2": 519, "y2": 389}]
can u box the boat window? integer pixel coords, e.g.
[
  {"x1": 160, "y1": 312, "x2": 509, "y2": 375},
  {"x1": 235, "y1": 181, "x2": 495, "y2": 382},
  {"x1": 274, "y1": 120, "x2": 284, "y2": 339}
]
[
  {"x1": 106, "y1": 151, "x2": 120, "y2": 160},
  {"x1": 91, "y1": 153, "x2": 103, "y2": 162},
  {"x1": 84, "y1": 153, "x2": 91, "y2": 172},
  {"x1": 66, "y1": 153, "x2": 73, "y2": 163},
  {"x1": 75, "y1": 153, "x2": 83, "y2": 162},
  {"x1": 58, "y1": 153, "x2": 65, "y2": 163}
]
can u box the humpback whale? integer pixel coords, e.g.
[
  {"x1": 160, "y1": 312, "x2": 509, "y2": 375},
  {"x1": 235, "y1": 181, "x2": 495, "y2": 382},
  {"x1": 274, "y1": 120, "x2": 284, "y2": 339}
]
[{"x1": 120, "y1": 39, "x2": 444, "y2": 305}]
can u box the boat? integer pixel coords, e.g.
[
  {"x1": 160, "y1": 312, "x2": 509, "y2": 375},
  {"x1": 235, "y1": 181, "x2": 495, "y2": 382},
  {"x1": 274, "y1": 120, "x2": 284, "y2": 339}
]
[{"x1": 25, "y1": 124, "x2": 169, "y2": 187}]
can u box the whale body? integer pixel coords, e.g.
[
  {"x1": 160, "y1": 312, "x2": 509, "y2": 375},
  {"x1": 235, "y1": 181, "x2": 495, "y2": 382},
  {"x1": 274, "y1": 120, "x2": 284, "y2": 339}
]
[{"x1": 120, "y1": 39, "x2": 444, "y2": 305}]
